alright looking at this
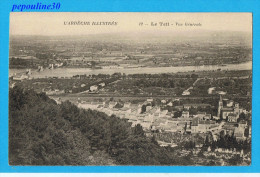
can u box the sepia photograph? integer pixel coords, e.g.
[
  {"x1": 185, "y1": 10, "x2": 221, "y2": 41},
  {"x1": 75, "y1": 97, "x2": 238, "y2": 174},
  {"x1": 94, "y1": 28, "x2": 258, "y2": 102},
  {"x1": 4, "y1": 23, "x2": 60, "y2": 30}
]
[{"x1": 8, "y1": 12, "x2": 252, "y2": 166}]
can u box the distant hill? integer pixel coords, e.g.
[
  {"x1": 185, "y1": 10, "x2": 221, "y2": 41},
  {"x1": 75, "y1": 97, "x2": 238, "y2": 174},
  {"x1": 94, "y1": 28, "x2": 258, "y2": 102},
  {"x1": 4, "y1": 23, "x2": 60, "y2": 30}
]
[{"x1": 10, "y1": 30, "x2": 251, "y2": 46}]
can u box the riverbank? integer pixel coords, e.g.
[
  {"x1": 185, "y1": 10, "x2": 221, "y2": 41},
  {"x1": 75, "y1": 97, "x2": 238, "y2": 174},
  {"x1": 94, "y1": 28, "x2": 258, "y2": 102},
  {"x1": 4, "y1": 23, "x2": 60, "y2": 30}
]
[{"x1": 9, "y1": 61, "x2": 252, "y2": 78}]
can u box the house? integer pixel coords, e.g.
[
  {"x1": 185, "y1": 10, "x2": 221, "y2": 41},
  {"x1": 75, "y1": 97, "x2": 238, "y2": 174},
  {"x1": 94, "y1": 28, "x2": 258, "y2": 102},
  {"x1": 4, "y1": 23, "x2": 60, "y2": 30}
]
[
  {"x1": 197, "y1": 112, "x2": 206, "y2": 116},
  {"x1": 112, "y1": 108, "x2": 120, "y2": 113},
  {"x1": 154, "y1": 112, "x2": 160, "y2": 118},
  {"x1": 204, "y1": 114, "x2": 212, "y2": 120},
  {"x1": 109, "y1": 101, "x2": 117, "y2": 108},
  {"x1": 176, "y1": 121, "x2": 187, "y2": 133},
  {"x1": 124, "y1": 102, "x2": 131, "y2": 108},
  {"x1": 37, "y1": 65, "x2": 44, "y2": 71},
  {"x1": 55, "y1": 63, "x2": 63, "y2": 67},
  {"x1": 216, "y1": 91, "x2": 227, "y2": 95},
  {"x1": 249, "y1": 126, "x2": 252, "y2": 138},
  {"x1": 89, "y1": 102, "x2": 103, "y2": 109},
  {"x1": 49, "y1": 64, "x2": 54, "y2": 69},
  {"x1": 90, "y1": 85, "x2": 98, "y2": 92},
  {"x1": 137, "y1": 104, "x2": 143, "y2": 107},
  {"x1": 54, "y1": 97, "x2": 62, "y2": 104},
  {"x1": 197, "y1": 120, "x2": 216, "y2": 133},
  {"x1": 234, "y1": 127, "x2": 245, "y2": 141},
  {"x1": 182, "y1": 90, "x2": 190, "y2": 96},
  {"x1": 161, "y1": 100, "x2": 167, "y2": 104},
  {"x1": 146, "y1": 106, "x2": 152, "y2": 112},
  {"x1": 167, "y1": 102, "x2": 173, "y2": 106},
  {"x1": 155, "y1": 107, "x2": 161, "y2": 113},
  {"x1": 213, "y1": 116, "x2": 220, "y2": 120},
  {"x1": 238, "y1": 120, "x2": 247, "y2": 128},
  {"x1": 13, "y1": 74, "x2": 29, "y2": 81},
  {"x1": 223, "y1": 122, "x2": 238, "y2": 135},
  {"x1": 166, "y1": 112, "x2": 173, "y2": 117},
  {"x1": 147, "y1": 107, "x2": 158, "y2": 115},
  {"x1": 45, "y1": 89, "x2": 65, "y2": 95},
  {"x1": 140, "y1": 121, "x2": 152, "y2": 130},
  {"x1": 26, "y1": 69, "x2": 32, "y2": 75},
  {"x1": 160, "y1": 110, "x2": 168, "y2": 117},
  {"x1": 147, "y1": 98, "x2": 153, "y2": 102},
  {"x1": 196, "y1": 112, "x2": 206, "y2": 120},
  {"x1": 137, "y1": 107, "x2": 142, "y2": 114},
  {"x1": 175, "y1": 105, "x2": 184, "y2": 111},
  {"x1": 208, "y1": 87, "x2": 216, "y2": 94},
  {"x1": 78, "y1": 102, "x2": 91, "y2": 109},
  {"x1": 182, "y1": 111, "x2": 189, "y2": 118},
  {"x1": 183, "y1": 104, "x2": 210, "y2": 110},
  {"x1": 227, "y1": 113, "x2": 238, "y2": 122},
  {"x1": 195, "y1": 112, "x2": 211, "y2": 120},
  {"x1": 120, "y1": 107, "x2": 132, "y2": 114},
  {"x1": 144, "y1": 116, "x2": 154, "y2": 123},
  {"x1": 191, "y1": 117, "x2": 216, "y2": 133},
  {"x1": 226, "y1": 100, "x2": 234, "y2": 107},
  {"x1": 191, "y1": 118, "x2": 198, "y2": 133},
  {"x1": 10, "y1": 83, "x2": 16, "y2": 88},
  {"x1": 163, "y1": 122, "x2": 178, "y2": 133},
  {"x1": 99, "y1": 82, "x2": 105, "y2": 87}
]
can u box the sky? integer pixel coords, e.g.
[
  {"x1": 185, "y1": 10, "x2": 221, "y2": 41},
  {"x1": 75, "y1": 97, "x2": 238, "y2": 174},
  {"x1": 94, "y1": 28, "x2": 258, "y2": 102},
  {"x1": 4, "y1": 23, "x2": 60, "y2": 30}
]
[{"x1": 9, "y1": 13, "x2": 252, "y2": 36}]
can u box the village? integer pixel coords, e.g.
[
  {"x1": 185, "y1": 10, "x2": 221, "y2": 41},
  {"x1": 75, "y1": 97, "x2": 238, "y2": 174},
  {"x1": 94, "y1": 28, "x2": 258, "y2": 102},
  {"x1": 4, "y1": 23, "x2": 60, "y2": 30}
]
[
  {"x1": 72, "y1": 95, "x2": 250, "y2": 137},
  {"x1": 71, "y1": 95, "x2": 250, "y2": 165},
  {"x1": 50, "y1": 93, "x2": 249, "y2": 165}
]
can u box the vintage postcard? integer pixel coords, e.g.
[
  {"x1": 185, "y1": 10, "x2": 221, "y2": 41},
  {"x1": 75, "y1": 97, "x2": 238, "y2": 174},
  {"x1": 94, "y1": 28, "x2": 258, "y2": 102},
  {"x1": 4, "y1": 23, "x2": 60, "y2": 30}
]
[{"x1": 8, "y1": 13, "x2": 252, "y2": 166}]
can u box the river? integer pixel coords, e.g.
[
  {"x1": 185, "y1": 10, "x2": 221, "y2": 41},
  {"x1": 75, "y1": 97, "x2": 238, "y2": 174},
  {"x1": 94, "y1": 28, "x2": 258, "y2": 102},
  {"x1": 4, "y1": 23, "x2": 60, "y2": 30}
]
[{"x1": 9, "y1": 61, "x2": 252, "y2": 78}]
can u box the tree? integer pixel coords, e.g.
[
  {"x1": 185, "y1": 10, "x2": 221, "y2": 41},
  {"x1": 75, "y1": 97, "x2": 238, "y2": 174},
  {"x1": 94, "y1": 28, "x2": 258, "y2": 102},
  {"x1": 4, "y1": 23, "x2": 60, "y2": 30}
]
[
  {"x1": 173, "y1": 111, "x2": 182, "y2": 118},
  {"x1": 141, "y1": 105, "x2": 146, "y2": 113},
  {"x1": 189, "y1": 106, "x2": 197, "y2": 115},
  {"x1": 237, "y1": 112, "x2": 246, "y2": 122},
  {"x1": 133, "y1": 124, "x2": 145, "y2": 137}
]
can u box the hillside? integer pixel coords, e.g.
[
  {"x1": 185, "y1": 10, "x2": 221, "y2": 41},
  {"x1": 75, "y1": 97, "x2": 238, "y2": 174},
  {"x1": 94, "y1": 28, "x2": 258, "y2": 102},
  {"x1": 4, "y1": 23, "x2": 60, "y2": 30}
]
[{"x1": 9, "y1": 86, "x2": 183, "y2": 165}]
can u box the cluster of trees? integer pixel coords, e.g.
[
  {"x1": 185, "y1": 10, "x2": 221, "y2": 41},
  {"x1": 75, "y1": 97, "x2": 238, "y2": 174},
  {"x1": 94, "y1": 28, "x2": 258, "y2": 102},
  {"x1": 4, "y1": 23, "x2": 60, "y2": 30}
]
[
  {"x1": 9, "y1": 86, "x2": 115, "y2": 165},
  {"x1": 71, "y1": 77, "x2": 118, "y2": 93},
  {"x1": 190, "y1": 76, "x2": 252, "y2": 99},
  {"x1": 215, "y1": 78, "x2": 251, "y2": 96},
  {"x1": 36, "y1": 53, "x2": 55, "y2": 60},
  {"x1": 9, "y1": 57, "x2": 37, "y2": 69},
  {"x1": 19, "y1": 75, "x2": 119, "y2": 94},
  {"x1": 183, "y1": 141, "x2": 196, "y2": 149},
  {"x1": 128, "y1": 73, "x2": 198, "y2": 79},
  {"x1": 9, "y1": 86, "x2": 191, "y2": 165},
  {"x1": 134, "y1": 78, "x2": 196, "y2": 89},
  {"x1": 233, "y1": 97, "x2": 251, "y2": 112},
  {"x1": 203, "y1": 132, "x2": 251, "y2": 153},
  {"x1": 72, "y1": 74, "x2": 112, "y2": 79}
]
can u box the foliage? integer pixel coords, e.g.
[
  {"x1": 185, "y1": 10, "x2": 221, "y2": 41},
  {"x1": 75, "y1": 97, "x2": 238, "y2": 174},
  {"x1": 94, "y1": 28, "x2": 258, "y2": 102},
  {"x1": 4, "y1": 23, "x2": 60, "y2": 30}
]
[
  {"x1": 9, "y1": 86, "x2": 114, "y2": 165},
  {"x1": 9, "y1": 86, "x2": 185, "y2": 165}
]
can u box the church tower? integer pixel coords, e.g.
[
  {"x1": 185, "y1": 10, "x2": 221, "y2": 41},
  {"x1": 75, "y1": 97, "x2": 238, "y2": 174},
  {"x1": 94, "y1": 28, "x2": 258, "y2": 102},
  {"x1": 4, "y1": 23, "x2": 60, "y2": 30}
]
[{"x1": 217, "y1": 95, "x2": 223, "y2": 118}]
